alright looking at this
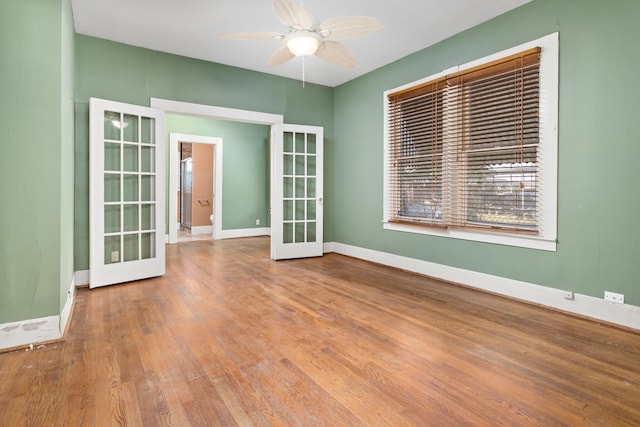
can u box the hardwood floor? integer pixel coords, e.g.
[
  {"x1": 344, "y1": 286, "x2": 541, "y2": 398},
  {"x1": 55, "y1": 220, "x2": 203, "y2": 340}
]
[{"x1": 1, "y1": 237, "x2": 639, "y2": 426}]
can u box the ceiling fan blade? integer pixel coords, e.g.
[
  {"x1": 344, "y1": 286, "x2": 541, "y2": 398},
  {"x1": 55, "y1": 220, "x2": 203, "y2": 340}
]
[
  {"x1": 268, "y1": 47, "x2": 296, "y2": 66},
  {"x1": 220, "y1": 31, "x2": 284, "y2": 40},
  {"x1": 273, "y1": 0, "x2": 313, "y2": 30},
  {"x1": 315, "y1": 41, "x2": 356, "y2": 68},
  {"x1": 319, "y1": 16, "x2": 383, "y2": 41}
]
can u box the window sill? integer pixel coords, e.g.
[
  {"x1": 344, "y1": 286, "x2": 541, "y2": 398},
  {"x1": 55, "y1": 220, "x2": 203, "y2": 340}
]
[{"x1": 382, "y1": 221, "x2": 557, "y2": 252}]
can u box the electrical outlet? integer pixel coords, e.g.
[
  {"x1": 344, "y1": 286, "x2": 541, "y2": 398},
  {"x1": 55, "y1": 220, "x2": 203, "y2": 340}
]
[
  {"x1": 563, "y1": 291, "x2": 574, "y2": 300},
  {"x1": 111, "y1": 251, "x2": 119, "y2": 262},
  {"x1": 604, "y1": 291, "x2": 624, "y2": 304},
  {"x1": 256, "y1": 219, "x2": 260, "y2": 225}
]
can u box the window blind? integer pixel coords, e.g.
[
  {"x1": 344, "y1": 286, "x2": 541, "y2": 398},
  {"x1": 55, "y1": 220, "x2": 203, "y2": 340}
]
[{"x1": 387, "y1": 47, "x2": 541, "y2": 234}]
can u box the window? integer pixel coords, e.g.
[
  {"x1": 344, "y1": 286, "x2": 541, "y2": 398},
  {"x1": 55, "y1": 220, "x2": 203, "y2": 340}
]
[{"x1": 383, "y1": 34, "x2": 558, "y2": 251}]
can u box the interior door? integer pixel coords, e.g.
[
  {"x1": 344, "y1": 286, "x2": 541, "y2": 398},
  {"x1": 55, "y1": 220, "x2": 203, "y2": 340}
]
[
  {"x1": 271, "y1": 124, "x2": 323, "y2": 260},
  {"x1": 89, "y1": 98, "x2": 165, "y2": 288}
]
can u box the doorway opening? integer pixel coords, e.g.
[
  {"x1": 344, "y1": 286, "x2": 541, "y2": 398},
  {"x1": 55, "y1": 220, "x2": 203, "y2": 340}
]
[
  {"x1": 157, "y1": 99, "x2": 283, "y2": 246},
  {"x1": 169, "y1": 133, "x2": 222, "y2": 244},
  {"x1": 154, "y1": 99, "x2": 324, "y2": 260},
  {"x1": 177, "y1": 141, "x2": 217, "y2": 243}
]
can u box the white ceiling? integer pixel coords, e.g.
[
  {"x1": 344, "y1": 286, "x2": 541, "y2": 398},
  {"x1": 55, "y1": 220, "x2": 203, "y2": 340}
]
[{"x1": 71, "y1": 0, "x2": 532, "y2": 88}]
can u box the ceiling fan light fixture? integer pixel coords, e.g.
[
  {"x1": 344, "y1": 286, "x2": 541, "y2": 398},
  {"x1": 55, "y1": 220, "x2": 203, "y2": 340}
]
[
  {"x1": 286, "y1": 33, "x2": 320, "y2": 56},
  {"x1": 221, "y1": 0, "x2": 383, "y2": 69}
]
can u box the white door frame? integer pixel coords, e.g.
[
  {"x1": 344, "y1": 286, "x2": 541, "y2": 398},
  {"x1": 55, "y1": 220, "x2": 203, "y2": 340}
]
[
  {"x1": 169, "y1": 133, "x2": 222, "y2": 243},
  {"x1": 150, "y1": 98, "x2": 284, "y2": 244}
]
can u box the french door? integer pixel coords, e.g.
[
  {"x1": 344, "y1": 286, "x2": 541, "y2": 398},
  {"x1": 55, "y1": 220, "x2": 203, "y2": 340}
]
[
  {"x1": 271, "y1": 124, "x2": 324, "y2": 260},
  {"x1": 89, "y1": 98, "x2": 165, "y2": 288}
]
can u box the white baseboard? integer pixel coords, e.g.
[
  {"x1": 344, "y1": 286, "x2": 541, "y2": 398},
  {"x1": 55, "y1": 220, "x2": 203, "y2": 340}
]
[
  {"x1": 75, "y1": 270, "x2": 90, "y2": 287},
  {"x1": 324, "y1": 242, "x2": 640, "y2": 330},
  {"x1": 0, "y1": 275, "x2": 79, "y2": 351},
  {"x1": 60, "y1": 275, "x2": 76, "y2": 335},
  {"x1": 0, "y1": 316, "x2": 62, "y2": 351},
  {"x1": 191, "y1": 225, "x2": 213, "y2": 235},
  {"x1": 221, "y1": 227, "x2": 271, "y2": 239}
]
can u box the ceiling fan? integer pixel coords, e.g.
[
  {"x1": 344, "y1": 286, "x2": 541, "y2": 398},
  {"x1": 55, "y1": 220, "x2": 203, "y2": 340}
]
[{"x1": 220, "y1": 0, "x2": 383, "y2": 68}]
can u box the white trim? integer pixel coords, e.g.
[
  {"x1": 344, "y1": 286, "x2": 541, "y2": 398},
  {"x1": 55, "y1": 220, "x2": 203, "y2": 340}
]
[
  {"x1": 0, "y1": 274, "x2": 76, "y2": 350},
  {"x1": 383, "y1": 33, "x2": 559, "y2": 252},
  {"x1": 74, "y1": 270, "x2": 90, "y2": 286},
  {"x1": 0, "y1": 270, "x2": 80, "y2": 350},
  {"x1": 221, "y1": 227, "x2": 271, "y2": 240},
  {"x1": 0, "y1": 316, "x2": 61, "y2": 351},
  {"x1": 190, "y1": 225, "x2": 213, "y2": 235},
  {"x1": 150, "y1": 98, "x2": 284, "y2": 125},
  {"x1": 60, "y1": 275, "x2": 76, "y2": 335},
  {"x1": 324, "y1": 241, "x2": 640, "y2": 331},
  {"x1": 169, "y1": 133, "x2": 223, "y2": 243}
]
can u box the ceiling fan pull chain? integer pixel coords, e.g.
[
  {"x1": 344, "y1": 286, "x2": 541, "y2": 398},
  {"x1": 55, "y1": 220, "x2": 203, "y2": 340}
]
[{"x1": 302, "y1": 56, "x2": 306, "y2": 88}]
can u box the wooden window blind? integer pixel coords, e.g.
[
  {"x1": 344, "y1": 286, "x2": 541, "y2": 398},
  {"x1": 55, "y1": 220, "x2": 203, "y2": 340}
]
[{"x1": 387, "y1": 47, "x2": 541, "y2": 234}]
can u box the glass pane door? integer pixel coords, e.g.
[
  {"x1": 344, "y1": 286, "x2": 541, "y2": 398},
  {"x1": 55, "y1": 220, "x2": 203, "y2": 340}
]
[
  {"x1": 272, "y1": 124, "x2": 323, "y2": 260},
  {"x1": 90, "y1": 99, "x2": 165, "y2": 288}
]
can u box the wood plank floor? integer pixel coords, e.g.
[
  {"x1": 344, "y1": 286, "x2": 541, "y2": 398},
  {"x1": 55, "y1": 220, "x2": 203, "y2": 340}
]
[{"x1": 1, "y1": 237, "x2": 639, "y2": 426}]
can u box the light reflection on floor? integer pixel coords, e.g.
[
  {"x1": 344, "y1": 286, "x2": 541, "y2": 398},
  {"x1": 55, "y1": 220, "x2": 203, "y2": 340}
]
[{"x1": 177, "y1": 228, "x2": 212, "y2": 243}]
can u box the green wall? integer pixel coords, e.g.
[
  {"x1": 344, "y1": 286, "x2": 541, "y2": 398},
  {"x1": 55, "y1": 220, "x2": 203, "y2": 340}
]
[
  {"x1": 165, "y1": 115, "x2": 271, "y2": 231},
  {"x1": 73, "y1": 35, "x2": 334, "y2": 271},
  {"x1": 60, "y1": 0, "x2": 75, "y2": 315},
  {"x1": 0, "y1": 0, "x2": 75, "y2": 324},
  {"x1": 331, "y1": 0, "x2": 640, "y2": 305},
  {"x1": 2, "y1": 0, "x2": 638, "y2": 328}
]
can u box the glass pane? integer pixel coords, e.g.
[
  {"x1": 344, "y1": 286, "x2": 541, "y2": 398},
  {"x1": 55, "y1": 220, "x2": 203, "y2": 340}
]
[
  {"x1": 295, "y1": 133, "x2": 305, "y2": 153},
  {"x1": 123, "y1": 175, "x2": 138, "y2": 202},
  {"x1": 123, "y1": 204, "x2": 139, "y2": 232},
  {"x1": 141, "y1": 232, "x2": 155, "y2": 259},
  {"x1": 283, "y1": 177, "x2": 294, "y2": 198},
  {"x1": 295, "y1": 155, "x2": 305, "y2": 176},
  {"x1": 284, "y1": 154, "x2": 294, "y2": 176},
  {"x1": 123, "y1": 234, "x2": 139, "y2": 262},
  {"x1": 104, "y1": 205, "x2": 121, "y2": 233},
  {"x1": 294, "y1": 222, "x2": 305, "y2": 243},
  {"x1": 307, "y1": 155, "x2": 316, "y2": 176},
  {"x1": 104, "y1": 235, "x2": 121, "y2": 264},
  {"x1": 123, "y1": 145, "x2": 138, "y2": 172},
  {"x1": 284, "y1": 132, "x2": 294, "y2": 153},
  {"x1": 307, "y1": 178, "x2": 316, "y2": 198},
  {"x1": 141, "y1": 146, "x2": 154, "y2": 173},
  {"x1": 295, "y1": 177, "x2": 305, "y2": 198},
  {"x1": 295, "y1": 200, "x2": 305, "y2": 221},
  {"x1": 104, "y1": 174, "x2": 120, "y2": 203},
  {"x1": 141, "y1": 175, "x2": 155, "y2": 202},
  {"x1": 140, "y1": 204, "x2": 155, "y2": 230},
  {"x1": 307, "y1": 200, "x2": 316, "y2": 221},
  {"x1": 283, "y1": 222, "x2": 293, "y2": 244},
  {"x1": 307, "y1": 222, "x2": 316, "y2": 242},
  {"x1": 307, "y1": 134, "x2": 316, "y2": 154},
  {"x1": 104, "y1": 111, "x2": 121, "y2": 141},
  {"x1": 123, "y1": 114, "x2": 138, "y2": 142},
  {"x1": 283, "y1": 200, "x2": 293, "y2": 221},
  {"x1": 104, "y1": 142, "x2": 120, "y2": 171},
  {"x1": 141, "y1": 117, "x2": 153, "y2": 144}
]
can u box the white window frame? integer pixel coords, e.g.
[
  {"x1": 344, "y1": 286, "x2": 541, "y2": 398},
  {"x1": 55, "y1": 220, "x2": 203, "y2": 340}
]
[{"x1": 383, "y1": 33, "x2": 558, "y2": 252}]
